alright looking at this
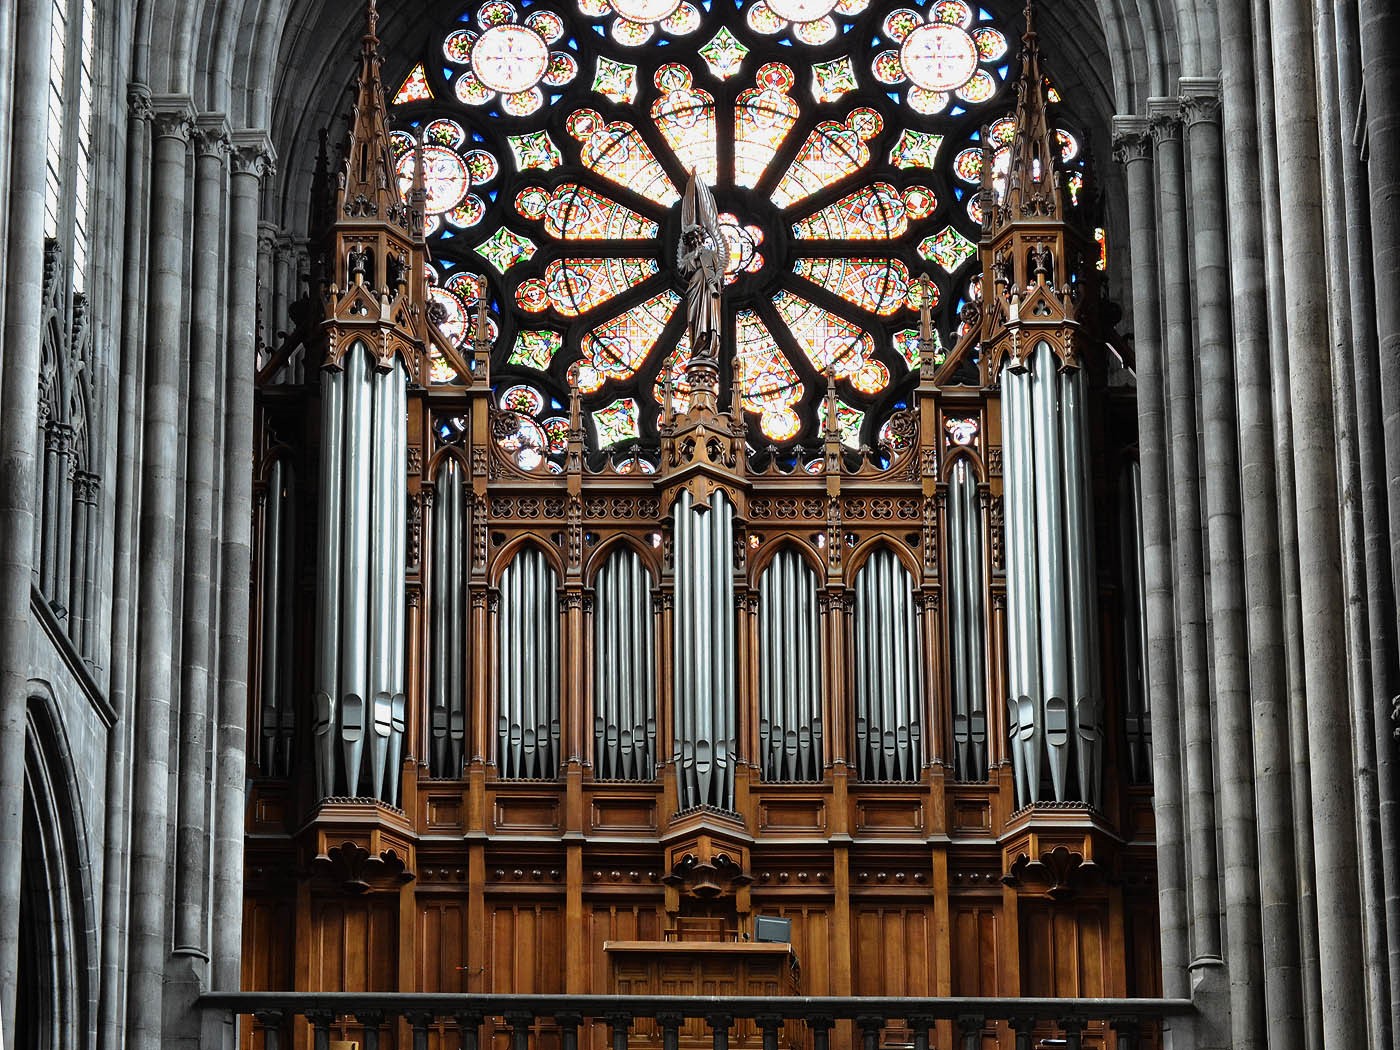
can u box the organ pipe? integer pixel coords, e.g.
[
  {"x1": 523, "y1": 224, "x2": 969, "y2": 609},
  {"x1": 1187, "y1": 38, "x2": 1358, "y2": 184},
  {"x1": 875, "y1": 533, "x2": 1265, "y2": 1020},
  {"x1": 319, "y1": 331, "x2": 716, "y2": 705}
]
[
  {"x1": 496, "y1": 547, "x2": 560, "y2": 779},
  {"x1": 949, "y1": 461, "x2": 988, "y2": 781},
  {"x1": 672, "y1": 490, "x2": 737, "y2": 809},
  {"x1": 852, "y1": 549, "x2": 922, "y2": 782},
  {"x1": 312, "y1": 342, "x2": 408, "y2": 801},
  {"x1": 758, "y1": 549, "x2": 823, "y2": 782},
  {"x1": 999, "y1": 343, "x2": 1102, "y2": 806},
  {"x1": 259, "y1": 458, "x2": 299, "y2": 777},
  {"x1": 1119, "y1": 460, "x2": 1151, "y2": 783},
  {"x1": 430, "y1": 458, "x2": 469, "y2": 778},
  {"x1": 593, "y1": 547, "x2": 656, "y2": 780}
]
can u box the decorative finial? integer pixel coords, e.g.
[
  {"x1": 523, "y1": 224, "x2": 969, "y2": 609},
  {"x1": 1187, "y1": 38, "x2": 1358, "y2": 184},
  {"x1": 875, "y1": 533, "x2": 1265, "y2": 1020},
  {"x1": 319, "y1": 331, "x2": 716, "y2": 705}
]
[
  {"x1": 1023, "y1": 0, "x2": 1035, "y2": 41},
  {"x1": 475, "y1": 276, "x2": 491, "y2": 342},
  {"x1": 918, "y1": 273, "x2": 933, "y2": 343},
  {"x1": 366, "y1": 0, "x2": 380, "y2": 43}
]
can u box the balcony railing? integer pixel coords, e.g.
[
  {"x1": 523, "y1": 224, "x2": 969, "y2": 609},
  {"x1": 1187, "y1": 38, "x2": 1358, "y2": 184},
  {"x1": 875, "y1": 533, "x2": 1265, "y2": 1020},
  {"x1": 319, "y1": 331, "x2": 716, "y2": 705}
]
[{"x1": 199, "y1": 993, "x2": 1196, "y2": 1050}]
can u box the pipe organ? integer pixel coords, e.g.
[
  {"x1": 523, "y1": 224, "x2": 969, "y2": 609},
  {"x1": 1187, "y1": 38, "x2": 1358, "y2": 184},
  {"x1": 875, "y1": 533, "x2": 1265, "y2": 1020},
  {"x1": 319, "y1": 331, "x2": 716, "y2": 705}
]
[
  {"x1": 757, "y1": 548, "x2": 823, "y2": 783},
  {"x1": 495, "y1": 547, "x2": 561, "y2": 779},
  {"x1": 593, "y1": 547, "x2": 657, "y2": 782},
  {"x1": 242, "y1": 9, "x2": 1161, "y2": 1045}
]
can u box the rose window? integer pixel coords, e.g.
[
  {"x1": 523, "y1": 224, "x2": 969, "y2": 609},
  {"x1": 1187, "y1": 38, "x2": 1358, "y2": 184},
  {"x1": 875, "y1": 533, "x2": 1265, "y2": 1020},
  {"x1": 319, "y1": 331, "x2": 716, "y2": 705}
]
[{"x1": 391, "y1": 0, "x2": 1094, "y2": 469}]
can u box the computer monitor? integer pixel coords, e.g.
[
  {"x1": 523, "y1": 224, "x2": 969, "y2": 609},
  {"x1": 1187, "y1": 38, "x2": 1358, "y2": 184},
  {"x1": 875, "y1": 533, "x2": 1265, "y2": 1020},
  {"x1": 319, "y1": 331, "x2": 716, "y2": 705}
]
[{"x1": 753, "y1": 915, "x2": 792, "y2": 943}]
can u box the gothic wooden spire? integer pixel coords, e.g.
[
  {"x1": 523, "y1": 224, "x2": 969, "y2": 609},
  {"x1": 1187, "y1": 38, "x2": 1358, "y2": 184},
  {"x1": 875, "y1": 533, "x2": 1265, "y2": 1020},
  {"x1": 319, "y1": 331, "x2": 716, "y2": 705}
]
[
  {"x1": 998, "y1": 0, "x2": 1061, "y2": 226},
  {"x1": 337, "y1": 0, "x2": 407, "y2": 227}
]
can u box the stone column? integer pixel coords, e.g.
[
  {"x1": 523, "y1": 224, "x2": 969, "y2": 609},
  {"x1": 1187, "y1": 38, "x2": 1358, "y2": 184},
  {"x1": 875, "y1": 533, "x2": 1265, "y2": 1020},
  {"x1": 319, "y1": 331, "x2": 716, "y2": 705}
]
[
  {"x1": 1181, "y1": 79, "x2": 1266, "y2": 1050},
  {"x1": 0, "y1": 2, "x2": 53, "y2": 1045},
  {"x1": 1268, "y1": 3, "x2": 1370, "y2": 1048},
  {"x1": 98, "y1": 81, "x2": 155, "y2": 1050},
  {"x1": 1112, "y1": 116, "x2": 1189, "y2": 1000},
  {"x1": 1349, "y1": 0, "x2": 1400, "y2": 1029},
  {"x1": 172, "y1": 113, "x2": 230, "y2": 962},
  {"x1": 1214, "y1": 2, "x2": 1307, "y2": 1045},
  {"x1": 125, "y1": 96, "x2": 194, "y2": 1050},
  {"x1": 211, "y1": 130, "x2": 273, "y2": 997},
  {"x1": 1357, "y1": 0, "x2": 1400, "y2": 664},
  {"x1": 1148, "y1": 95, "x2": 1223, "y2": 965}
]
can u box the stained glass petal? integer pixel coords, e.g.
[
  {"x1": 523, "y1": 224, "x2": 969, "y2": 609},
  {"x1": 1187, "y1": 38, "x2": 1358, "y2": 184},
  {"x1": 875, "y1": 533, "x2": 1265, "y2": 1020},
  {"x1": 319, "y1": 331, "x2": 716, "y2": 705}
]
[
  {"x1": 515, "y1": 183, "x2": 659, "y2": 239},
  {"x1": 772, "y1": 109, "x2": 882, "y2": 208},
  {"x1": 533, "y1": 257, "x2": 661, "y2": 316},
  {"x1": 792, "y1": 257, "x2": 912, "y2": 315},
  {"x1": 651, "y1": 65, "x2": 718, "y2": 186},
  {"x1": 772, "y1": 289, "x2": 873, "y2": 377},
  {"x1": 734, "y1": 64, "x2": 799, "y2": 188},
  {"x1": 735, "y1": 309, "x2": 804, "y2": 421},
  {"x1": 791, "y1": 183, "x2": 910, "y2": 240},
  {"x1": 567, "y1": 108, "x2": 677, "y2": 206},
  {"x1": 582, "y1": 290, "x2": 681, "y2": 380},
  {"x1": 817, "y1": 398, "x2": 865, "y2": 447}
]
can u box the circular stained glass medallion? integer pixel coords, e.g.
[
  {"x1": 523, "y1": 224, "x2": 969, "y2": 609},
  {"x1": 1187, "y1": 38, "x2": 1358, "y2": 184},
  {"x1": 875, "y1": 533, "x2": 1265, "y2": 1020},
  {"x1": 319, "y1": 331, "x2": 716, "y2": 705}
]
[
  {"x1": 394, "y1": 144, "x2": 470, "y2": 215},
  {"x1": 611, "y1": 0, "x2": 683, "y2": 23},
  {"x1": 471, "y1": 24, "x2": 550, "y2": 94},
  {"x1": 765, "y1": 0, "x2": 839, "y2": 23},
  {"x1": 900, "y1": 22, "x2": 978, "y2": 92}
]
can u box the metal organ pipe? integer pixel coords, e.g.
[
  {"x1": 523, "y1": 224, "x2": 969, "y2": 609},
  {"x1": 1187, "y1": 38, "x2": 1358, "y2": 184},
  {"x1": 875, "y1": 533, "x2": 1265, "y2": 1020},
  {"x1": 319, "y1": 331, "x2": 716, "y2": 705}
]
[
  {"x1": 758, "y1": 549, "x2": 823, "y2": 781},
  {"x1": 368, "y1": 365, "x2": 395, "y2": 801},
  {"x1": 1119, "y1": 460, "x2": 1151, "y2": 783},
  {"x1": 496, "y1": 548, "x2": 560, "y2": 779},
  {"x1": 1060, "y1": 365, "x2": 1101, "y2": 802},
  {"x1": 671, "y1": 491, "x2": 737, "y2": 809},
  {"x1": 949, "y1": 461, "x2": 988, "y2": 782},
  {"x1": 313, "y1": 364, "x2": 344, "y2": 799},
  {"x1": 340, "y1": 345, "x2": 373, "y2": 796},
  {"x1": 386, "y1": 368, "x2": 408, "y2": 806},
  {"x1": 430, "y1": 461, "x2": 452, "y2": 775},
  {"x1": 260, "y1": 458, "x2": 284, "y2": 776},
  {"x1": 999, "y1": 348, "x2": 1103, "y2": 807},
  {"x1": 451, "y1": 468, "x2": 466, "y2": 772},
  {"x1": 853, "y1": 550, "x2": 922, "y2": 781},
  {"x1": 593, "y1": 548, "x2": 656, "y2": 780}
]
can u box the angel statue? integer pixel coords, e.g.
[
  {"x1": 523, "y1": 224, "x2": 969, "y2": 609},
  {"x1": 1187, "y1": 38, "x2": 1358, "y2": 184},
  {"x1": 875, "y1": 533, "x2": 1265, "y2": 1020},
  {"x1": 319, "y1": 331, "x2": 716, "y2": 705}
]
[{"x1": 677, "y1": 171, "x2": 729, "y2": 365}]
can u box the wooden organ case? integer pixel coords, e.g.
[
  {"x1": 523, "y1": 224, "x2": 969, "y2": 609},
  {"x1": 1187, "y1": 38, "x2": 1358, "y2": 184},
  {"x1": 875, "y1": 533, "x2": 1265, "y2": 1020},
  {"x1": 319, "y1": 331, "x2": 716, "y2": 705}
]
[{"x1": 243, "y1": 6, "x2": 1161, "y2": 1050}]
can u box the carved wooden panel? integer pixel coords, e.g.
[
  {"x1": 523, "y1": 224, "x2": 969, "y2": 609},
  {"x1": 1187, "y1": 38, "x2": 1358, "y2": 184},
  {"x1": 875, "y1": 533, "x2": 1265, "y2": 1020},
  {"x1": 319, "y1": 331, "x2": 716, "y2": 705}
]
[
  {"x1": 951, "y1": 904, "x2": 1000, "y2": 996},
  {"x1": 309, "y1": 898, "x2": 400, "y2": 991},
  {"x1": 418, "y1": 899, "x2": 471, "y2": 992},
  {"x1": 241, "y1": 897, "x2": 295, "y2": 992},
  {"x1": 490, "y1": 902, "x2": 566, "y2": 993},
  {"x1": 1018, "y1": 902, "x2": 1110, "y2": 997},
  {"x1": 852, "y1": 906, "x2": 935, "y2": 997},
  {"x1": 747, "y1": 902, "x2": 832, "y2": 994}
]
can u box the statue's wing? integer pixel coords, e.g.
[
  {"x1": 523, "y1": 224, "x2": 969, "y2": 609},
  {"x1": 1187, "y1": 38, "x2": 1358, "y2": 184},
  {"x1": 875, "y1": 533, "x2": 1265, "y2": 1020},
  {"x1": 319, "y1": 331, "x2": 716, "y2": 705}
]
[{"x1": 696, "y1": 179, "x2": 731, "y2": 275}]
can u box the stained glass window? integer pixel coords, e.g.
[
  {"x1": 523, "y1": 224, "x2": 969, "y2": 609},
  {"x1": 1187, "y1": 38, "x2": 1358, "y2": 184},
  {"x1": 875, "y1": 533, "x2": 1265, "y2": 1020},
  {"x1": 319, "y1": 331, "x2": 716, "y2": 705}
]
[{"x1": 392, "y1": 0, "x2": 1076, "y2": 451}]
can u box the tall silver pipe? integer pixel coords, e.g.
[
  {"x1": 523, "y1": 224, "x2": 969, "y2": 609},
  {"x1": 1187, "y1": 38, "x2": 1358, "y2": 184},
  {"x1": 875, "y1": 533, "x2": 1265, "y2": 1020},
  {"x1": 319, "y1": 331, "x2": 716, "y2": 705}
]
[
  {"x1": 1001, "y1": 369, "x2": 1024, "y2": 801},
  {"x1": 905, "y1": 569, "x2": 923, "y2": 775},
  {"x1": 386, "y1": 365, "x2": 408, "y2": 803},
  {"x1": 1060, "y1": 367, "x2": 1099, "y2": 803},
  {"x1": 1119, "y1": 462, "x2": 1150, "y2": 783},
  {"x1": 341, "y1": 345, "x2": 373, "y2": 796},
  {"x1": 1031, "y1": 343, "x2": 1069, "y2": 800},
  {"x1": 276, "y1": 466, "x2": 298, "y2": 770},
  {"x1": 368, "y1": 368, "x2": 394, "y2": 800},
  {"x1": 694, "y1": 498, "x2": 713, "y2": 805},
  {"x1": 260, "y1": 458, "x2": 284, "y2": 774},
  {"x1": 450, "y1": 465, "x2": 465, "y2": 771},
  {"x1": 719, "y1": 497, "x2": 735, "y2": 807},
  {"x1": 673, "y1": 494, "x2": 692, "y2": 802},
  {"x1": 314, "y1": 365, "x2": 345, "y2": 798},
  {"x1": 431, "y1": 462, "x2": 450, "y2": 774},
  {"x1": 853, "y1": 550, "x2": 869, "y2": 775},
  {"x1": 949, "y1": 466, "x2": 969, "y2": 779}
]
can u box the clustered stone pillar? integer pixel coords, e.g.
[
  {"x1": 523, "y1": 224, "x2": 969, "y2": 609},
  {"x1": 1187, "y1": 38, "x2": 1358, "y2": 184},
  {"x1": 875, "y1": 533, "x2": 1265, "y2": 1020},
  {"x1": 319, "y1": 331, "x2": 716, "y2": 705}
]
[
  {"x1": 1110, "y1": 117, "x2": 1189, "y2": 1001},
  {"x1": 0, "y1": 2, "x2": 54, "y2": 1046}
]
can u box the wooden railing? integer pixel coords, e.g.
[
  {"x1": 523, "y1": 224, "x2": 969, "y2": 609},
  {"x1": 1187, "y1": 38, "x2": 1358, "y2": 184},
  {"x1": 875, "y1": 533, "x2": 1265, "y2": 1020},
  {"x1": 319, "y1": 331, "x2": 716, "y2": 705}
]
[{"x1": 200, "y1": 993, "x2": 1196, "y2": 1050}]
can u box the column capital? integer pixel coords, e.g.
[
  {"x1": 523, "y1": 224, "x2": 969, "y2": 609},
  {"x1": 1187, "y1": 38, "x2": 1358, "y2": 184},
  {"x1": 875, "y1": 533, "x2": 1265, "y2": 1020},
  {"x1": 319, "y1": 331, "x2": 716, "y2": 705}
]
[
  {"x1": 1111, "y1": 115, "x2": 1152, "y2": 164},
  {"x1": 150, "y1": 95, "x2": 196, "y2": 142},
  {"x1": 1179, "y1": 77, "x2": 1221, "y2": 127},
  {"x1": 1146, "y1": 96, "x2": 1182, "y2": 144},
  {"x1": 228, "y1": 129, "x2": 276, "y2": 181},
  {"x1": 127, "y1": 82, "x2": 154, "y2": 123},
  {"x1": 194, "y1": 113, "x2": 232, "y2": 159}
]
